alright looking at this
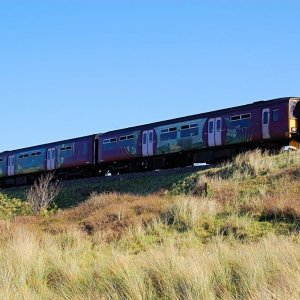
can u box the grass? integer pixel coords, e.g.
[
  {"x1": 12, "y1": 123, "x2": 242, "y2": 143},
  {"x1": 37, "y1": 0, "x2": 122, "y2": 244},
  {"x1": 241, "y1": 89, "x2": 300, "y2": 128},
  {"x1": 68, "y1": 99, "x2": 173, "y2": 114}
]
[
  {"x1": 0, "y1": 226, "x2": 299, "y2": 299},
  {"x1": 0, "y1": 149, "x2": 299, "y2": 298}
]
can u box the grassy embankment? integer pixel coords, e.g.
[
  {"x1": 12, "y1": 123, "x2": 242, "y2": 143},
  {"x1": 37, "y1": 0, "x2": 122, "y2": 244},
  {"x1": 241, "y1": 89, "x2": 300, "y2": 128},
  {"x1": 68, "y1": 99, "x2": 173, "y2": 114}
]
[{"x1": 0, "y1": 150, "x2": 300, "y2": 299}]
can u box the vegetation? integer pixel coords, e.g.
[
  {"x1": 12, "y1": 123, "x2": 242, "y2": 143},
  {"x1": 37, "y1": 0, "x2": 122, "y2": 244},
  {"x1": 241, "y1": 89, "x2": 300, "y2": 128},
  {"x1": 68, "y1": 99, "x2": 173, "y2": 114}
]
[
  {"x1": 0, "y1": 150, "x2": 299, "y2": 299},
  {"x1": 26, "y1": 173, "x2": 62, "y2": 214}
]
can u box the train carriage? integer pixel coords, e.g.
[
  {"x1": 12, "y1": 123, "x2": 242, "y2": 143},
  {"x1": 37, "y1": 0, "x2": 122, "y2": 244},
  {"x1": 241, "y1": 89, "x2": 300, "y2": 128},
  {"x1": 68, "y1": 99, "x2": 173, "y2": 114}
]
[
  {"x1": 97, "y1": 97, "x2": 300, "y2": 172},
  {"x1": 0, "y1": 135, "x2": 98, "y2": 186}
]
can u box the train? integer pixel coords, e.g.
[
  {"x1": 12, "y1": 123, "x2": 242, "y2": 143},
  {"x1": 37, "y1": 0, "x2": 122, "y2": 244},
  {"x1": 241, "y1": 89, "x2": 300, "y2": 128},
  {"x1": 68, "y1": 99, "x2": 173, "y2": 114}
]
[{"x1": 1, "y1": 96, "x2": 300, "y2": 187}]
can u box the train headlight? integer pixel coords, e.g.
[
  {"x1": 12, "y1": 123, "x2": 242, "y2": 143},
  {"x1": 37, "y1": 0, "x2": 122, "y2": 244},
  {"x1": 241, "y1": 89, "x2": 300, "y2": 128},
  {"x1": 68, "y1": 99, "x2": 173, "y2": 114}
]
[{"x1": 291, "y1": 127, "x2": 298, "y2": 133}]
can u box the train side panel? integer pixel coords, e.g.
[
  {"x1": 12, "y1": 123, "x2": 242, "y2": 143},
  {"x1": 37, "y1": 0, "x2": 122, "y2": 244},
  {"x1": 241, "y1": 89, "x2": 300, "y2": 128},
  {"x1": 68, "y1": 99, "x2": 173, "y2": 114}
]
[
  {"x1": 153, "y1": 118, "x2": 207, "y2": 155},
  {"x1": 54, "y1": 136, "x2": 95, "y2": 169},
  {"x1": 14, "y1": 148, "x2": 47, "y2": 175},
  {"x1": 98, "y1": 130, "x2": 142, "y2": 163}
]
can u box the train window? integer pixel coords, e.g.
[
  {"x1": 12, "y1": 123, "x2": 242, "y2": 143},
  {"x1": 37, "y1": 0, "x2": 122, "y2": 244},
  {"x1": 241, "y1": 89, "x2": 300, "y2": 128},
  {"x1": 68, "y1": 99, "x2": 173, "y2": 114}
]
[
  {"x1": 24, "y1": 154, "x2": 29, "y2": 158},
  {"x1": 181, "y1": 125, "x2": 190, "y2": 130},
  {"x1": 160, "y1": 127, "x2": 177, "y2": 141},
  {"x1": 190, "y1": 123, "x2": 198, "y2": 128},
  {"x1": 241, "y1": 113, "x2": 251, "y2": 120},
  {"x1": 272, "y1": 110, "x2": 279, "y2": 122},
  {"x1": 60, "y1": 147, "x2": 66, "y2": 151},
  {"x1": 127, "y1": 135, "x2": 134, "y2": 140},
  {"x1": 0, "y1": 159, "x2": 3, "y2": 162},
  {"x1": 19, "y1": 155, "x2": 24, "y2": 159},
  {"x1": 120, "y1": 136, "x2": 126, "y2": 141},
  {"x1": 143, "y1": 133, "x2": 147, "y2": 144},
  {"x1": 263, "y1": 111, "x2": 269, "y2": 125},
  {"x1": 32, "y1": 152, "x2": 42, "y2": 156},
  {"x1": 231, "y1": 115, "x2": 241, "y2": 121},
  {"x1": 216, "y1": 120, "x2": 221, "y2": 131},
  {"x1": 290, "y1": 101, "x2": 297, "y2": 118},
  {"x1": 66, "y1": 146, "x2": 72, "y2": 150},
  {"x1": 149, "y1": 132, "x2": 153, "y2": 143},
  {"x1": 209, "y1": 121, "x2": 214, "y2": 133},
  {"x1": 103, "y1": 138, "x2": 117, "y2": 144}
]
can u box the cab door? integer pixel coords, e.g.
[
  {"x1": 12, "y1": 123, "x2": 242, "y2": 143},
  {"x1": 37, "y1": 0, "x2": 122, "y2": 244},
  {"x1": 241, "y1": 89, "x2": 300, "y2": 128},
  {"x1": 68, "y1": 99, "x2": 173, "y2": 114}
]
[
  {"x1": 7, "y1": 155, "x2": 15, "y2": 176},
  {"x1": 142, "y1": 130, "x2": 154, "y2": 157},
  {"x1": 262, "y1": 108, "x2": 270, "y2": 139},
  {"x1": 47, "y1": 148, "x2": 56, "y2": 170}
]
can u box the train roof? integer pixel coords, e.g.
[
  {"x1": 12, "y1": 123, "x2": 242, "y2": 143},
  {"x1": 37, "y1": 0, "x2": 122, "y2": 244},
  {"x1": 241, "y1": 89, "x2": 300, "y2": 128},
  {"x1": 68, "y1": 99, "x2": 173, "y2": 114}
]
[{"x1": 101, "y1": 96, "x2": 299, "y2": 136}]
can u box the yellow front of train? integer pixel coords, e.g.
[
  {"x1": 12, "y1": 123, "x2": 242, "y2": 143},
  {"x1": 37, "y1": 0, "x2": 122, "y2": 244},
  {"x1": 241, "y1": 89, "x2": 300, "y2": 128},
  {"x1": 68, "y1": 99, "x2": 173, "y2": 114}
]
[{"x1": 289, "y1": 97, "x2": 300, "y2": 149}]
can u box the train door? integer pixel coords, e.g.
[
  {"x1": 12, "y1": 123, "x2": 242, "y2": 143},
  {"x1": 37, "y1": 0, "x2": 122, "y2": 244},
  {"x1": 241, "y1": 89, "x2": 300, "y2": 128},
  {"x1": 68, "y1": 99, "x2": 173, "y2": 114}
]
[
  {"x1": 7, "y1": 155, "x2": 15, "y2": 176},
  {"x1": 262, "y1": 108, "x2": 270, "y2": 139},
  {"x1": 208, "y1": 119, "x2": 215, "y2": 147},
  {"x1": 47, "y1": 148, "x2": 56, "y2": 170},
  {"x1": 142, "y1": 130, "x2": 154, "y2": 157},
  {"x1": 208, "y1": 118, "x2": 222, "y2": 147},
  {"x1": 215, "y1": 117, "x2": 222, "y2": 146}
]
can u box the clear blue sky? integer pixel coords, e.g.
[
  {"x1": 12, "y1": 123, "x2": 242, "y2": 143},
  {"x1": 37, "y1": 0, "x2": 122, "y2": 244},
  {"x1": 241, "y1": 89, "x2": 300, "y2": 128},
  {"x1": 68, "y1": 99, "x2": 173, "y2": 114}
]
[{"x1": 1, "y1": 0, "x2": 300, "y2": 152}]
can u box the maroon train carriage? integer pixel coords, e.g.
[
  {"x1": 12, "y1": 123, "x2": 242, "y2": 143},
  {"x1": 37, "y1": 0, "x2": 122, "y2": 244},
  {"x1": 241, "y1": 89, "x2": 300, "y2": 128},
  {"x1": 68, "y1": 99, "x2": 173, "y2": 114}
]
[
  {"x1": 97, "y1": 97, "x2": 300, "y2": 173},
  {"x1": 0, "y1": 135, "x2": 98, "y2": 187}
]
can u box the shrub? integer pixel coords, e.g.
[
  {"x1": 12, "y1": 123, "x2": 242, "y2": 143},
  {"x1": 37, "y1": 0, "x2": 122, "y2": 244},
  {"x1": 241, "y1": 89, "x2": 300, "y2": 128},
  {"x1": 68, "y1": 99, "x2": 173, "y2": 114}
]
[{"x1": 26, "y1": 173, "x2": 61, "y2": 214}]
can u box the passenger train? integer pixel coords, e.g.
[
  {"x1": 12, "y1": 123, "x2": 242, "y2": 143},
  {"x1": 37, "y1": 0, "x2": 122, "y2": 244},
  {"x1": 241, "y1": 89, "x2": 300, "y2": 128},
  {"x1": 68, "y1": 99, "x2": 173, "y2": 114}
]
[{"x1": 1, "y1": 97, "x2": 299, "y2": 186}]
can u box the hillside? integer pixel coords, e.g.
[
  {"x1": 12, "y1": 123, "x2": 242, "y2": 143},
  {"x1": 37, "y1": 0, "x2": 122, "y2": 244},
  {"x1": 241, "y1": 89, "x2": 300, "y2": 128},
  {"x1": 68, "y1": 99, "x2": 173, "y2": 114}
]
[{"x1": 0, "y1": 150, "x2": 300, "y2": 299}]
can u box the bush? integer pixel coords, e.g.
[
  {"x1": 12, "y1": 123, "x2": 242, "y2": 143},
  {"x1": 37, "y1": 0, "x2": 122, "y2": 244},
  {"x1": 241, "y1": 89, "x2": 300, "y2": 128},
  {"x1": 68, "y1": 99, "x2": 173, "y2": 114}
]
[
  {"x1": 0, "y1": 193, "x2": 31, "y2": 220},
  {"x1": 26, "y1": 173, "x2": 61, "y2": 215}
]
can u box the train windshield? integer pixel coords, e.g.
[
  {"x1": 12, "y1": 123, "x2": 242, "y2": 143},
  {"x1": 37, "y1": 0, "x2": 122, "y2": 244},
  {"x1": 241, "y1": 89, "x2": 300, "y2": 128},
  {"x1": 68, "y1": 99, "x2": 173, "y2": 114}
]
[{"x1": 290, "y1": 100, "x2": 299, "y2": 119}]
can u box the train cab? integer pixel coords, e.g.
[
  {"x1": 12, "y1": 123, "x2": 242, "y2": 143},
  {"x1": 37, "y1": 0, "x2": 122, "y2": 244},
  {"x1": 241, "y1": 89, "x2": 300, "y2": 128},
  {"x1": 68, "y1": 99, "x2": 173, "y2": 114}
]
[{"x1": 289, "y1": 98, "x2": 300, "y2": 148}]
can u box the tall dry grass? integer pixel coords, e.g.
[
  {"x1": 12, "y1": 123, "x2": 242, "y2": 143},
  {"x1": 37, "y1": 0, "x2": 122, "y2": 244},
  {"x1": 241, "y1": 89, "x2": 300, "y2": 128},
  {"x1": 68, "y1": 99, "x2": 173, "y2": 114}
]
[
  {"x1": 0, "y1": 226, "x2": 299, "y2": 299},
  {"x1": 0, "y1": 150, "x2": 300, "y2": 299}
]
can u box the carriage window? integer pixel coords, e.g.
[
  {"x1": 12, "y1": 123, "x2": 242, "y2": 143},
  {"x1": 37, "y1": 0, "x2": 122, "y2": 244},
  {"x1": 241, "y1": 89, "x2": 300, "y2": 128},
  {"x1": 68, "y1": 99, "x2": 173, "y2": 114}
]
[
  {"x1": 160, "y1": 127, "x2": 177, "y2": 141},
  {"x1": 263, "y1": 111, "x2": 269, "y2": 125},
  {"x1": 241, "y1": 113, "x2": 251, "y2": 120},
  {"x1": 143, "y1": 133, "x2": 147, "y2": 144},
  {"x1": 181, "y1": 125, "x2": 190, "y2": 130},
  {"x1": 190, "y1": 123, "x2": 198, "y2": 128},
  {"x1": 60, "y1": 147, "x2": 66, "y2": 151},
  {"x1": 231, "y1": 115, "x2": 241, "y2": 121},
  {"x1": 0, "y1": 159, "x2": 3, "y2": 162},
  {"x1": 66, "y1": 146, "x2": 72, "y2": 150},
  {"x1": 110, "y1": 138, "x2": 117, "y2": 143},
  {"x1": 149, "y1": 132, "x2": 153, "y2": 143},
  {"x1": 216, "y1": 120, "x2": 221, "y2": 131},
  {"x1": 127, "y1": 135, "x2": 134, "y2": 140},
  {"x1": 272, "y1": 110, "x2": 279, "y2": 122},
  {"x1": 209, "y1": 121, "x2": 214, "y2": 133},
  {"x1": 32, "y1": 152, "x2": 42, "y2": 156},
  {"x1": 120, "y1": 136, "x2": 126, "y2": 141}
]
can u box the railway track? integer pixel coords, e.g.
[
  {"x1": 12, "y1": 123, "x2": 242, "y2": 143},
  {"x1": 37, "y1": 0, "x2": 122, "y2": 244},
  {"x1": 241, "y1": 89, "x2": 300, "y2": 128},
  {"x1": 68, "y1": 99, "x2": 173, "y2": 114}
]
[{"x1": 61, "y1": 165, "x2": 212, "y2": 187}]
